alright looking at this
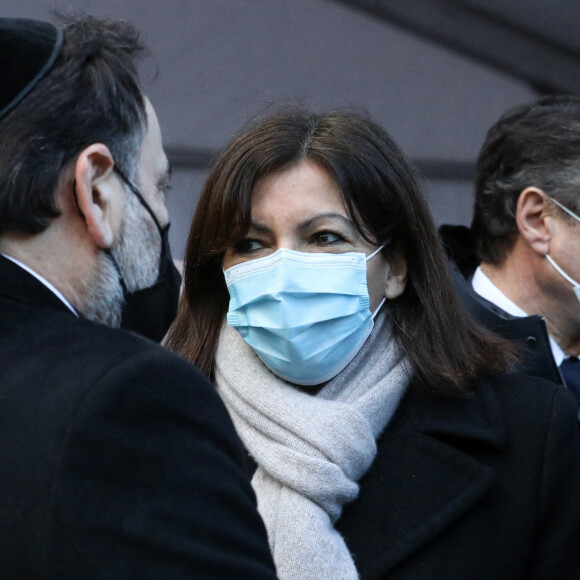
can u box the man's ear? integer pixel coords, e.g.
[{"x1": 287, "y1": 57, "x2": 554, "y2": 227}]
[
  {"x1": 73, "y1": 144, "x2": 123, "y2": 249},
  {"x1": 384, "y1": 252, "x2": 407, "y2": 299},
  {"x1": 515, "y1": 187, "x2": 552, "y2": 256}
]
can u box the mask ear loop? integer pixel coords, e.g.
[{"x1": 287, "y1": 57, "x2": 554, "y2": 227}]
[
  {"x1": 546, "y1": 254, "x2": 580, "y2": 287},
  {"x1": 545, "y1": 197, "x2": 580, "y2": 287},
  {"x1": 372, "y1": 297, "x2": 386, "y2": 318},
  {"x1": 366, "y1": 244, "x2": 387, "y2": 317},
  {"x1": 548, "y1": 196, "x2": 580, "y2": 225},
  {"x1": 543, "y1": 197, "x2": 580, "y2": 292},
  {"x1": 365, "y1": 244, "x2": 385, "y2": 262},
  {"x1": 114, "y1": 166, "x2": 163, "y2": 233},
  {"x1": 72, "y1": 178, "x2": 128, "y2": 292}
]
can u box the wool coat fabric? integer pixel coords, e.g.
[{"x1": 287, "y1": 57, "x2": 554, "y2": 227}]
[
  {"x1": 242, "y1": 355, "x2": 580, "y2": 578},
  {"x1": 0, "y1": 255, "x2": 277, "y2": 579},
  {"x1": 333, "y1": 372, "x2": 580, "y2": 579}
]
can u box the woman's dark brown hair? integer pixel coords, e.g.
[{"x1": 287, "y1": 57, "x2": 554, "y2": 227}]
[{"x1": 165, "y1": 106, "x2": 516, "y2": 396}]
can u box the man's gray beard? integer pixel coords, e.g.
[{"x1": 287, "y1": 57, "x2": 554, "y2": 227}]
[{"x1": 77, "y1": 192, "x2": 161, "y2": 327}]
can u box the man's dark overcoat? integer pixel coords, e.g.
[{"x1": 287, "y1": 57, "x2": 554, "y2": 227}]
[
  {"x1": 439, "y1": 224, "x2": 562, "y2": 385},
  {"x1": 0, "y1": 255, "x2": 277, "y2": 579}
]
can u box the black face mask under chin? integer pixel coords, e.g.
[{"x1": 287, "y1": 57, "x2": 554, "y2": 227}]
[
  {"x1": 119, "y1": 223, "x2": 182, "y2": 342},
  {"x1": 111, "y1": 167, "x2": 182, "y2": 342}
]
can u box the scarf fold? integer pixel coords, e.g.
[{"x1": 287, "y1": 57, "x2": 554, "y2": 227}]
[{"x1": 215, "y1": 311, "x2": 411, "y2": 579}]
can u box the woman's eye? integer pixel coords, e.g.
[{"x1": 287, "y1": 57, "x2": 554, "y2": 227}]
[
  {"x1": 234, "y1": 239, "x2": 264, "y2": 254},
  {"x1": 313, "y1": 231, "x2": 343, "y2": 245}
]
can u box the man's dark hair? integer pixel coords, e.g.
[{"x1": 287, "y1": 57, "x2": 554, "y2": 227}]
[
  {"x1": 472, "y1": 95, "x2": 580, "y2": 264},
  {"x1": 0, "y1": 15, "x2": 148, "y2": 235}
]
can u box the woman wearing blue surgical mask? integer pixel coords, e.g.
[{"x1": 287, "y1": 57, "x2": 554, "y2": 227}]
[{"x1": 166, "y1": 107, "x2": 580, "y2": 580}]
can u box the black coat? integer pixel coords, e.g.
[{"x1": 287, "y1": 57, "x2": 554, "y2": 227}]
[
  {"x1": 328, "y1": 226, "x2": 580, "y2": 577},
  {"x1": 335, "y1": 372, "x2": 580, "y2": 579},
  {"x1": 440, "y1": 224, "x2": 563, "y2": 386},
  {"x1": 0, "y1": 255, "x2": 277, "y2": 579}
]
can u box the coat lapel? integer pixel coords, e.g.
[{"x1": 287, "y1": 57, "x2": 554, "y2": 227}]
[{"x1": 335, "y1": 378, "x2": 506, "y2": 579}]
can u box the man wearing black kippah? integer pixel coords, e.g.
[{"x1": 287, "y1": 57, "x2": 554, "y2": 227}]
[{"x1": 0, "y1": 16, "x2": 276, "y2": 579}]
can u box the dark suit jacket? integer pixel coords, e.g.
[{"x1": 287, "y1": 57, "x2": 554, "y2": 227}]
[
  {"x1": 335, "y1": 373, "x2": 580, "y2": 579},
  {"x1": 440, "y1": 224, "x2": 563, "y2": 386},
  {"x1": 0, "y1": 255, "x2": 277, "y2": 579}
]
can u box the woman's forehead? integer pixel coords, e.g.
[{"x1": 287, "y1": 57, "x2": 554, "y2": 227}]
[{"x1": 250, "y1": 161, "x2": 344, "y2": 215}]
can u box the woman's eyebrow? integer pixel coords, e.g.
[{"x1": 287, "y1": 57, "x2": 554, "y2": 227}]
[
  {"x1": 248, "y1": 221, "x2": 273, "y2": 235},
  {"x1": 246, "y1": 213, "x2": 354, "y2": 236},
  {"x1": 298, "y1": 213, "x2": 355, "y2": 232}
]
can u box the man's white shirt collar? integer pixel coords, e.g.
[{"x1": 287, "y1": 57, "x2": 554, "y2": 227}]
[
  {"x1": 472, "y1": 266, "x2": 565, "y2": 366},
  {"x1": 1, "y1": 253, "x2": 78, "y2": 317}
]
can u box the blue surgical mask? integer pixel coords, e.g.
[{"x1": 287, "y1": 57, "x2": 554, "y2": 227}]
[
  {"x1": 224, "y1": 246, "x2": 385, "y2": 385},
  {"x1": 546, "y1": 196, "x2": 580, "y2": 303}
]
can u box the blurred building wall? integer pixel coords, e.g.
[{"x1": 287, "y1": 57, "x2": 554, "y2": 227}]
[{"x1": 0, "y1": 0, "x2": 539, "y2": 258}]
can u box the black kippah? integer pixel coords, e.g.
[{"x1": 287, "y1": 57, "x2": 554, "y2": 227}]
[{"x1": 0, "y1": 18, "x2": 63, "y2": 121}]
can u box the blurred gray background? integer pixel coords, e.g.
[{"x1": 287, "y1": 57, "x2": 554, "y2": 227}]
[{"x1": 2, "y1": 0, "x2": 579, "y2": 259}]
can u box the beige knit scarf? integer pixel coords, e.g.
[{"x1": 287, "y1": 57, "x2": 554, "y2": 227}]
[{"x1": 214, "y1": 311, "x2": 411, "y2": 579}]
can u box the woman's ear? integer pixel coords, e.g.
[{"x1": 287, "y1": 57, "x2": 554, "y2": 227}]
[
  {"x1": 384, "y1": 252, "x2": 407, "y2": 299},
  {"x1": 515, "y1": 187, "x2": 552, "y2": 256},
  {"x1": 73, "y1": 143, "x2": 124, "y2": 249}
]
